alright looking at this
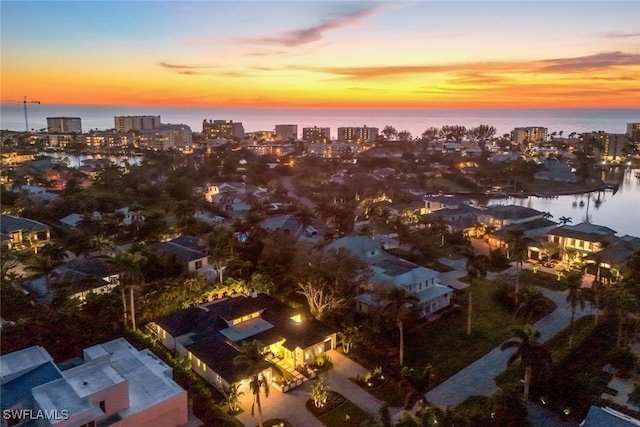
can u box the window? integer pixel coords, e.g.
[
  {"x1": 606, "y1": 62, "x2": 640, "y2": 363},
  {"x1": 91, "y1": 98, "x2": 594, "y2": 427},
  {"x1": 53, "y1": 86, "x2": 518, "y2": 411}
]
[
  {"x1": 195, "y1": 260, "x2": 203, "y2": 270},
  {"x1": 99, "y1": 400, "x2": 106, "y2": 413}
]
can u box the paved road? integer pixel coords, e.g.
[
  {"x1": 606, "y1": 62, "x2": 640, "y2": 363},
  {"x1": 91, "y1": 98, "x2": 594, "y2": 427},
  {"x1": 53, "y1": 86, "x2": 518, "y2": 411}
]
[
  {"x1": 425, "y1": 287, "x2": 592, "y2": 409},
  {"x1": 281, "y1": 176, "x2": 316, "y2": 210}
]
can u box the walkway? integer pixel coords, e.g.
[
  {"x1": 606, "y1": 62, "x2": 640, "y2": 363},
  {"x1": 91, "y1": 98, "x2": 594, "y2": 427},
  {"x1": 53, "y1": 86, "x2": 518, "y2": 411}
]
[
  {"x1": 235, "y1": 350, "x2": 392, "y2": 426},
  {"x1": 425, "y1": 287, "x2": 592, "y2": 409}
]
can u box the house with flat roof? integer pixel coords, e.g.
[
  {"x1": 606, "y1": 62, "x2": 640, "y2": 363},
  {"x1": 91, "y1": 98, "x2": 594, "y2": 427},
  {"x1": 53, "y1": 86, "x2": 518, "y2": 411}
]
[
  {"x1": 326, "y1": 236, "x2": 453, "y2": 317},
  {"x1": 151, "y1": 292, "x2": 336, "y2": 394},
  {"x1": 1, "y1": 214, "x2": 51, "y2": 253},
  {"x1": 0, "y1": 338, "x2": 198, "y2": 427}
]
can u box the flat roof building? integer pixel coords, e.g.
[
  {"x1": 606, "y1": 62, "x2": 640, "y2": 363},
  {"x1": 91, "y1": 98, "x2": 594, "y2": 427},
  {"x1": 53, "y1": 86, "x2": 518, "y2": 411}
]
[
  {"x1": 47, "y1": 117, "x2": 82, "y2": 133},
  {"x1": 114, "y1": 115, "x2": 161, "y2": 132},
  {"x1": 303, "y1": 126, "x2": 330, "y2": 143},
  {"x1": 337, "y1": 126, "x2": 378, "y2": 143},
  {"x1": 202, "y1": 119, "x2": 244, "y2": 140},
  {"x1": 0, "y1": 338, "x2": 197, "y2": 427},
  {"x1": 275, "y1": 124, "x2": 298, "y2": 141}
]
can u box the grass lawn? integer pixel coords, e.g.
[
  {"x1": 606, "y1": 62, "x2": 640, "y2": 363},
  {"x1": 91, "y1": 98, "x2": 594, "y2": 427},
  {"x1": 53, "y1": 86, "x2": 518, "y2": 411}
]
[
  {"x1": 404, "y1": 278, "x2": 549, "y2": 387},
  {"x1": 351, "y1": 377, "x2": 406, "y2": 408},
  {"x1": 307, "y1": 392, "x2": 373, "y2": 427},
  {"x1": 520, "y1": 270, "x2": 568, "y2": 292}
]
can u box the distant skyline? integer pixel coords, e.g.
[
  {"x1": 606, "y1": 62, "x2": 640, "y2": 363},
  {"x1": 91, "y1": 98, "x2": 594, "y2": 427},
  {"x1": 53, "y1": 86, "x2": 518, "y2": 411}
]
[{"x1": 2, "y1": 1, "x2": 639, "y2": 108}]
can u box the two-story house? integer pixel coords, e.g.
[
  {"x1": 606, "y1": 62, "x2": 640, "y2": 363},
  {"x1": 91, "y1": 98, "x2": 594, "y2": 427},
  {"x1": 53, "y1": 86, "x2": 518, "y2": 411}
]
[
  {"x1": 0, "y1": 214, "x2": 51, "y2": 253},
  {"x1": 326, "y1": 236, "x2": 453, "y2": 317},
  {"x1": 547, "y1": 222, "x2": 618, "y2": 263}
]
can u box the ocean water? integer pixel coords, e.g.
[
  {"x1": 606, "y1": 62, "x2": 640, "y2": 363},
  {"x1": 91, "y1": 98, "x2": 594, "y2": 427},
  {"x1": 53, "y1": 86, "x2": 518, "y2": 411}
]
[{"x1": 1, "y1": 105, "x2": 638, "y2": 138}]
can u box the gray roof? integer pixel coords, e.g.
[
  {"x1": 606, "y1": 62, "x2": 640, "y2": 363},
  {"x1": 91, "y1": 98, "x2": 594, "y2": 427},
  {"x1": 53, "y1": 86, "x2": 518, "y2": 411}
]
[
  {"x1": 260, "y1": 215, "x2": 326, "y2": 242},
  {"x1": 549, "y1": 222, "x2": 618, "y2": 241},
  {"x1": 153, "y1": 241, "x2": 207, "y2": 263},
  {"x1": 482, "y1": 205, "x2": 542, "y2": 220},
  {"x1": 492, "y1": 217, "x2": 557, "y2": 239},
  {"x1": 584, "y1": 235, "x2": 640, "y2": 265},
  {"x1": 582, "y1": 406, "x2": 640, "y2": 427},
  {"x1": 1, "y1": 214, "x2": 49, "y2": 234}
]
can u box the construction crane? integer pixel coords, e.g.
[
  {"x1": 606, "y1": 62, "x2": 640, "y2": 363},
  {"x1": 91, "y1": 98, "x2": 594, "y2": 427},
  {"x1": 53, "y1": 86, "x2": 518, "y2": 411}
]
[{"x1": 21, "y1": 96, "x2": 41, "y2": 132}]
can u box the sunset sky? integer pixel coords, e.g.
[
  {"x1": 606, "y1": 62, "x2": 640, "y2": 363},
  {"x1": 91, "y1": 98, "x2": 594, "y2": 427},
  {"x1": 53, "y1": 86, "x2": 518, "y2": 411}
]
[{"x1": 2, "y1": 1, "x2": 639, "y2": 108}]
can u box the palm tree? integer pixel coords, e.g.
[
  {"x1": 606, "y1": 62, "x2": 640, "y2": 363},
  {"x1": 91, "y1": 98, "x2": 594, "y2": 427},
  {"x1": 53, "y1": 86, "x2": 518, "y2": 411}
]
[
  {"x1": 223, "y1": 383, "x2": 244, "y2": 412},
  {"x1": 24, "y1": 255, "x2": 62, "y2": 287},
  {"x1": 106, "y1": 251, "x2": 145, "y2": 330},
  {"x1": 514, "y1": 286, "x2": 547, "y2": 323},
  {"x1": 564, "y1": 271, "x2": 586, "y2": 348},
  {"x1": 506, "y1": 229, "x2": 529, "y2": 304},
  {"x1": 233, "y1": 340, "x2": 277, "y2": 427},
  {"x1": 382, "y1": 287, "x2": 420, "y2": 367},
  {"x1": 400, "y1": 365, "x2": 433, "y2": 410},
  {"x1": 558, "y1": 216, "x2": 572, "y2": 226},
  {"x1": 500, "y1": 324, "x2": 551, "y2": 402},
  {"x1": 466, "y1": 253, "x2": 489, "y2": 336},
  {"x1": 601, "y1": 286, "x2": 638, "y2": 348}
]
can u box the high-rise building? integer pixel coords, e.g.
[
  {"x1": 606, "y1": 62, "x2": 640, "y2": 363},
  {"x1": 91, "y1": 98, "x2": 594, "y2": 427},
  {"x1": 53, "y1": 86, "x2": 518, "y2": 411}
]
[
  {"x1": 114, "y1": 115, "x2": 161, "y2": 132},
  {"x1": 46, "y1": 117, "x2": 82, "y2": 133},
  {"x1": 275, "y1": 124, "x2": 298, "y2": 141},
  {"x1": 337, "y1": 126, "x2": 378, "y2": 143},
  {"x1": 626, "y1": 123, "x2": 640, "y2": 142},
  {"x1": 510, "y1": 127, "x2": 548, "y2": 145},
  {"x1": 303, "y1": 126, "x2": 330, "y2": 143},
  {"x1": 139, "y1": 124, "x2": 192, "y2": 151},
  {"x1": 581, "y1": 131, "x2": 628, "y2": 161},
  {"x1": 202, "y1": 119, "x2": 245, "y2": 140}
]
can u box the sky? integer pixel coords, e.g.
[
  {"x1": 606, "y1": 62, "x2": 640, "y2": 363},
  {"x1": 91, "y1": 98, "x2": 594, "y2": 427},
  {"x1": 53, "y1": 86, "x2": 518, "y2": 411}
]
[{"x1": 1, "y1": 1, "x2": 639, "y2": 108}]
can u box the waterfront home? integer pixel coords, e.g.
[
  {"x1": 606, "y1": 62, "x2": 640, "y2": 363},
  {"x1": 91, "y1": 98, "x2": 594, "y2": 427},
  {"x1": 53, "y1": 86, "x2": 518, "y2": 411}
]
[
  {"x1": 478, "y1": 205, "x2": 544, "y2": 231},
  {"x1": 326, "y1": 236, "x2": 453, "y2": 317},
  {"x1": 0, "y1": 338, "x2": 196, "y2": 427},
  {"x1": 547, "y1": 222, "x2": 618, "y2": 264},
  {"x1": 151, "y1": 292, "x2": 336, "y2": 393},
  {"x1": 583, "y1": 234, "x2": 640, "y2": 280}
]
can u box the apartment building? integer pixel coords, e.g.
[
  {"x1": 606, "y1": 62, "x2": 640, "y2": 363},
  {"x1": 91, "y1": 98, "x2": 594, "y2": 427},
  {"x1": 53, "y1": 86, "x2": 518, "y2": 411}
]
[
  {"x1": 510, "y1": 127, "x2": 548, "y2": 145},
  {"x1": 202, "y1": 119, "x2": 244, "y2": 140},
  {"x1": 275, "y1": 124, "x2": 298, "y2": 141},
  {"x1": 138, "y1": 124, "x2": 192, "y2": 151},
  {"x1": 337, "y1": 126, "x2": 379, "y2": 143},
  {"x1": 581, "y1": 131, "x2": 629, "y2": 161},
  {"x1": 302, "y1": 126, "x2": 330, "y2": 143},
  {"x1": 114, "y1": 115, "x2": 161, "y2": 132},
  {"x1": 47, "y1": 117, "x2": 82, "y2": 133}
]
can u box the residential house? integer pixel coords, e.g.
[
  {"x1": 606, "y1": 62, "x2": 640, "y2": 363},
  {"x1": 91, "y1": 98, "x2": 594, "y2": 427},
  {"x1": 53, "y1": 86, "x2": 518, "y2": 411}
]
[
  {"x1": 10, "y1": 185, "x2": 59, "y2": 202},
  {"x1": 152, "y1": 236, "x2": 213, "y2": 278},
  {"x1": 151, "y1": 292, "x2": 336, "y2": 394},
  {"x1": 421, "y1": 202, "x2": 481, "y2": 235},
  {"x1": 326, "y1": 236, "x2": 453, "y2": 317},
  {"x1": 55, "y1": 257, "x2": 121, "y2": 302},
  {"x1": 0, "y1": 214, "x2": 51, "y2": 252},
  {"x1": 490, "y1": 217, "x2": 558, "y2": 258},
  {"x1": 260, "y1": 215, "x2": 326, "y2": 243},
  {"x1": 478, "y1": 205, "x2": 544, "y2": 231},
  {"x1": 547, "y1": 222, "x2": 618, "y2": 263},
  {"x1": 534, "y1": 160, "x2": 579, "y2": 183},
  {"x1": 203, "y1": 182, "x2": 269, "y2": 213},
  {"x1": 423, "y1": 195, "x2": 473, "y2": 215},
  {"x1": 0, "y1": 338, "x2": 197, "y2": 427},
  {"x1": 583, "y1": 234, "x2": 640, "y2": 280}
]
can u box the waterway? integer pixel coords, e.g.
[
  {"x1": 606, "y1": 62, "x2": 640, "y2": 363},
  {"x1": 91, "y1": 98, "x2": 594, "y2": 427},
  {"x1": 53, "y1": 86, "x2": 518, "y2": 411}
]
[
  {"x1": 44, "y1": 151, "x2": 143, "y2": 168},
  {"x1": 481, "y1": 168, "x2": 640, "y2": 236}
]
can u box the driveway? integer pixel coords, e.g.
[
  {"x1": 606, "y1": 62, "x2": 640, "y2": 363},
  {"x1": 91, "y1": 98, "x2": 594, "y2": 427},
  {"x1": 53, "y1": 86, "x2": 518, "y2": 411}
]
[
  {"x1": 425, "y1": 288, "x2": 592, "y2": 409},
  {"x1": 235, "y1": 350, "x2": 391, "y2": 426}
]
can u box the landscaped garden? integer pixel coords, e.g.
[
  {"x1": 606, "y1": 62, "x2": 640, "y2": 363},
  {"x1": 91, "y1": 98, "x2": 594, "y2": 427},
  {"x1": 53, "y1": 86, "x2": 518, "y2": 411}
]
[
  {"x1": 305, "y1": 386, "x2": 372, "y2": 427},
  {"x1": 403, "y1": 277, "x2": 552, "y2": 387},
  {"x1": 519, "y1": 269, "x2": 569, "y2": 292}
]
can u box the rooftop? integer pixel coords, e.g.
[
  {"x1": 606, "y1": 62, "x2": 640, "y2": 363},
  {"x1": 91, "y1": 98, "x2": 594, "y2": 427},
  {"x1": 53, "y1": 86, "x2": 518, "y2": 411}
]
[
  {"x1": 482, "y1": 205, "x2": 543, "y2": 220},
  {"x1": 549, "y1": 222, "x2": 618, "y2": 241},
  {"x1": 0, "y1": 214, "x2": 50, "y2": 234}
]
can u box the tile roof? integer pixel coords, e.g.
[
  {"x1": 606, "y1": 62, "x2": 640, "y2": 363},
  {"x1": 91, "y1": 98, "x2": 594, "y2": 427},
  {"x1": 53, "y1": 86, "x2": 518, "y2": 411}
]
[
  {"x1": 584, "y1": 235, "x2": 640, "y2": 264},
  {"x1": 482, "y1": 205, "x2": 543, "y2": 220},
  {"x1": 153, "y1": 241, "x2": 207, "y2": 263},
  {"x1": 0, "y1": 214, "x2": 49, "y2": 234},
  {"x1": 549, "y1": 222, "x2": 618, "y2": 241}
]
